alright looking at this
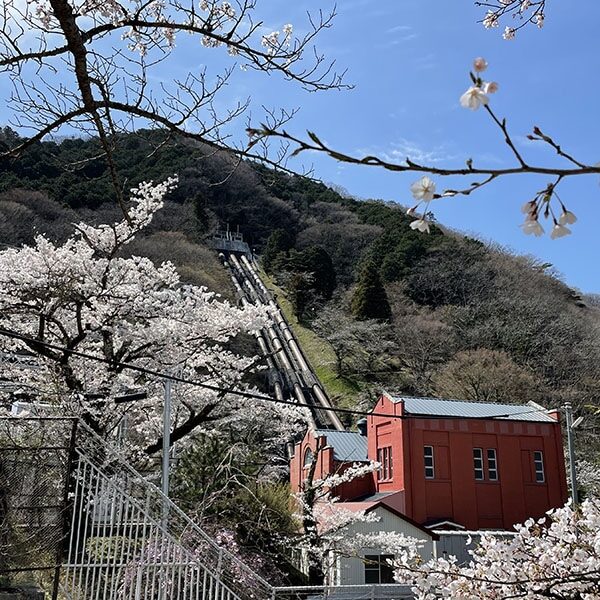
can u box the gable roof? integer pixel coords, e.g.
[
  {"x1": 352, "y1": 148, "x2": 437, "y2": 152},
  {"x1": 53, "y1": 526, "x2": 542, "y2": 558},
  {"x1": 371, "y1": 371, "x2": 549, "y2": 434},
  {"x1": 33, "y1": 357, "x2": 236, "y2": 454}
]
[
  {"x1": 385, "y1": 395, "x2": 556, "y2": 423},
  {"x1": 317, "y1": 500, "x2": 439, "y2": 540},
  {"x1": 314, "y1": 429, "x2": 368, "y2": 462}
]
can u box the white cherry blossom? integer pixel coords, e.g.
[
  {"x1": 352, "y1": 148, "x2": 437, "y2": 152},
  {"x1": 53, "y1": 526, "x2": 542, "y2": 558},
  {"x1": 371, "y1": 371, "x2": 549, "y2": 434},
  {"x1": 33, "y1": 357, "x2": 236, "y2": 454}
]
[
  {"x1": 521, "y1": 218, "x2": 544, "y2": 236},
  {"x1": 484, "y1": 81, "x2": 499, "y2": 94},
  {"x1": 460, "y1": 86, "x2": 489, "y2": 110},
  {"x1": 410, "y1": 219, "x2": 431, "y2": 234},
  {"x1": 550, "y1": 222, "x2": 572, "y2": 239},
  {"x1": 473, "y1": 57, "x2": 488, "y2": 72},
  {"x1": 483, "y1": 11, "x2": 499, "y2": 28},
  {"x1": 410, "y1": 176, "x2": 436, "y2": 201},
  {"x1": 503, "y1": 26, "x2": 516, "y2": 40},
  {"x1": 395, "y1": 500, "x2": 600, "y2": 599},
  {"x1": 559, "y1": 209, "x2": 577, "y2": 225}
]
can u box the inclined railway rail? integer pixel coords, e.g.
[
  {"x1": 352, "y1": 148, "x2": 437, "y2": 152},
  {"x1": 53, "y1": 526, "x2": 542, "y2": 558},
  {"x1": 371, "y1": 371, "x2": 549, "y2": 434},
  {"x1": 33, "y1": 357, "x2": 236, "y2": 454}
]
[{"x1": 221, "y1": 251, "x2": 344, "y2": 431}]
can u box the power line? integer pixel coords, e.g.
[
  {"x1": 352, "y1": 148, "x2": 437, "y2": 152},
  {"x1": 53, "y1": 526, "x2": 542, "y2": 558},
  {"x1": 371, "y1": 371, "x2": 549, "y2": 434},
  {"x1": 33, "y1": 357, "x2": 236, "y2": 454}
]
[
  {"x1": 0, "y1": 326, "x2": 555, "y2": 424},
  {"x1": 0, "y1": 326, "x2": 402, "y2": 421}
]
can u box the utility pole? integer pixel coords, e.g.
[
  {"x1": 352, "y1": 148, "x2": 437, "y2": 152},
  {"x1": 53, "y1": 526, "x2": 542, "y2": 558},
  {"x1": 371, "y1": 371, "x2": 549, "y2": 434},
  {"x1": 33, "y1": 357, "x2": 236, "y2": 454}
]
[
  {"x1": 162, "y1": 377, "x2": 172, "y2": 499},
  {"x1": 564, "y1": 401, "x2": 578, "y2": 505}
]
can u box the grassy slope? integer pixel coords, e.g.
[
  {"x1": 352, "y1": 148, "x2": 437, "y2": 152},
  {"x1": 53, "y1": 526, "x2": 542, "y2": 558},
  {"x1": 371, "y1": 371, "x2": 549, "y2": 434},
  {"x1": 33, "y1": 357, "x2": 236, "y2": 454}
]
[{"x1": 260, "y1": 271, "x2": 361, "y2": 409}]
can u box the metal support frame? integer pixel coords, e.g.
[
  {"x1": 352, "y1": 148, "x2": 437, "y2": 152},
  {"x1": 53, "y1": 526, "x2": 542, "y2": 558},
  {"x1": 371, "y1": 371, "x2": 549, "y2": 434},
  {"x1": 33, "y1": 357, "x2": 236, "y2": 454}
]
[
  {"x1": 564, "y1": 401, "x2": 578, "y2": 505},
  {"x1": 51, "y1": 419, "x2": 78, "y2": 600}
]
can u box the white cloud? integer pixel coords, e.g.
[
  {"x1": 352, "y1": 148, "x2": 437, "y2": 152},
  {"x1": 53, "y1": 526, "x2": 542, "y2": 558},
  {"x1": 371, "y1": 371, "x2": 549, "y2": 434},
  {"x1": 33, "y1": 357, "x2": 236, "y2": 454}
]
[
  {"x1": 387, "y1": 24, "x2": 413, "y2": 34},
  {"x1": 374, "y1": 138, "x2": 458, "y2": 165}
]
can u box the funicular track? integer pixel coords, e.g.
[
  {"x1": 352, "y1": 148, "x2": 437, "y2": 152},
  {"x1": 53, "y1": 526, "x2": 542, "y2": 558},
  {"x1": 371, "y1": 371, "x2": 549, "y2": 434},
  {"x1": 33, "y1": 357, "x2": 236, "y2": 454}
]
[{"x1": 220, "y1": 251, "x2": 344, "y2": 431}]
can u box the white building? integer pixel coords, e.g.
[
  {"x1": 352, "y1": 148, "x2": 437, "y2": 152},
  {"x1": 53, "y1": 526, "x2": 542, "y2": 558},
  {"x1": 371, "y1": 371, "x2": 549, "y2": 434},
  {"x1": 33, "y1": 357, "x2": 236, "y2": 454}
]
[{"x1": 317, "y1": 499, "x2": 437, "y2": 586}]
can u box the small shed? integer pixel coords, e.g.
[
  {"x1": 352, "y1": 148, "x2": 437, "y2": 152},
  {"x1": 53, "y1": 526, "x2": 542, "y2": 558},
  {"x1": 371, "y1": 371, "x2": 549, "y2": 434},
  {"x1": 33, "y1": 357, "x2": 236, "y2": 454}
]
[{"x1": 320, "y1": 501, "x2": 437, "y2": 586}]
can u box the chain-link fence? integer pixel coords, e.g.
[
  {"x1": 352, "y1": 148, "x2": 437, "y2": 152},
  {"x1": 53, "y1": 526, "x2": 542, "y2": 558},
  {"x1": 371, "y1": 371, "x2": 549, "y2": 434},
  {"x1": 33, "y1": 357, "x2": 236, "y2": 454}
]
[{"x1": 0, "y1": 417, "x2": 76, "y2": 596}]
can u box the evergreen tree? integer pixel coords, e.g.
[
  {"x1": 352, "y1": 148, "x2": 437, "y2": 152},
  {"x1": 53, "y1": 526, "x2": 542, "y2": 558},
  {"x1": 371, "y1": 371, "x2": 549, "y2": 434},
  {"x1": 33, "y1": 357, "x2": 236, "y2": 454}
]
[
  {"x1": 261, "y1": 228, "x2": 294, "y2": 273},
  {"x1": 300, "y1": 246, "x2": 336, "y2": 300},
  {"x1": 278, "y1": 246, "x2": 336, "y2": 300},
  {"x1": 351, "y1": 259, "x2": 391, "y2": 320}
]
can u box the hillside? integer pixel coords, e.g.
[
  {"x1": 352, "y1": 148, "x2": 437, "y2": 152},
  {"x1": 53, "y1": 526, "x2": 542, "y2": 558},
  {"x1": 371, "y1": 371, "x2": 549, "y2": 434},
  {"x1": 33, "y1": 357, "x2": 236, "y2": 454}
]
[{"x1": 1, "y1": 127, "x2": 599, "y2": 434}]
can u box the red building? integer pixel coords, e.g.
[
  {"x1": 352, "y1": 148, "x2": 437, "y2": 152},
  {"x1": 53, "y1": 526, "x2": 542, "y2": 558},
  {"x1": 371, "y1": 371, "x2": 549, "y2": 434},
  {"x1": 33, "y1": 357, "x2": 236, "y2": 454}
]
[
  {"x1": 290, "y1": 429, "x2": 374, "y2": 502},
  {"x1": 290, "y1": 393, "x2": 568, "y2": 531}
]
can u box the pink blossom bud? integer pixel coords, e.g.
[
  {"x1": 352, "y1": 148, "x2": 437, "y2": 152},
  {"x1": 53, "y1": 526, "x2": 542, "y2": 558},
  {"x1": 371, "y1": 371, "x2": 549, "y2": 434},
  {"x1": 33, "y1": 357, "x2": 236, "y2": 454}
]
[
  {"x1": 473, "y1": 57, "x2": 488, "y2": 72},
  {"x1": 484, "y1": 81, "x2": 499, "y2": 94}
]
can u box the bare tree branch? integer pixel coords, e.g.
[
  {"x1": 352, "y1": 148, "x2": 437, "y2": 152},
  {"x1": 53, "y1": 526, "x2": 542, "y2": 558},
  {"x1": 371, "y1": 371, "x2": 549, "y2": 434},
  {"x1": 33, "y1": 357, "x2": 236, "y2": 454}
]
[{"x1": 0, "y1": 0, "x2": 347, "y2": 207}]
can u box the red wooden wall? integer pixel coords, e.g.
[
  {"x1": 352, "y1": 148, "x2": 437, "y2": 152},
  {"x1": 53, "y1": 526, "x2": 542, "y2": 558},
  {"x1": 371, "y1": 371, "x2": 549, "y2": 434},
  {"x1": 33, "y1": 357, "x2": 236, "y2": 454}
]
[{"x1": 368, "y1": 395, "x2": 568, "y2": 530}]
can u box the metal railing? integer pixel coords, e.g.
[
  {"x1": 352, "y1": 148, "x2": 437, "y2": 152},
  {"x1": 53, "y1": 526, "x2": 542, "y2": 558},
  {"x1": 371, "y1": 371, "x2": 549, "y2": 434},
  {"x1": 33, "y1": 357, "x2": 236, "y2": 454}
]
[
  {"x1": 272, "y1": 585, "x2": 413, "y2": 600},
  {"x1": 0, "y1": 418, "x2": 272, "y2": 600},
  {"x1": 1, "y1": 417, "x2": 416, "y2": 599},
  {"x1": 63, "y1": 420, "x2": 273, "y2": 600}
]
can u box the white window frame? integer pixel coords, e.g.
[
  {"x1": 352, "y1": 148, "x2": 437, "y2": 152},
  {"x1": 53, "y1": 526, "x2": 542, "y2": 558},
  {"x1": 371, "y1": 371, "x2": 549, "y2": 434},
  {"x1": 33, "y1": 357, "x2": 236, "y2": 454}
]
[
  {"x1": 473, "y1": 448, "x2": 484, "y2": 481},
  {"x1": 424, "y1": 445, "x2": 435, "y2": 479},
  {"x1": 533, "y1": 450, "x2": 545, "y2": 483},
  {"x1": 487, "y1": 448, "x2": 498, "y2": 481},
  {"x1": 303, "y1": 448, "x2": 314, "y2": 469},
  {"x1": 377, "y1": 446, "x2": 393, "y2": 481}
]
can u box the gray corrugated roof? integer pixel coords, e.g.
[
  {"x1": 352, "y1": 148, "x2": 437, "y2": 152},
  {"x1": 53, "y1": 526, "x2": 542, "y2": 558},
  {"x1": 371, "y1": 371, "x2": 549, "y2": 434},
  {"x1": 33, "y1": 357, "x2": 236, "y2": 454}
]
[
  {"x1": 315, "y1": 430, "x2": 368, "y2": 462},
  {"x1": 387, "y1": 395, "x2": 555, "y2": 423}
]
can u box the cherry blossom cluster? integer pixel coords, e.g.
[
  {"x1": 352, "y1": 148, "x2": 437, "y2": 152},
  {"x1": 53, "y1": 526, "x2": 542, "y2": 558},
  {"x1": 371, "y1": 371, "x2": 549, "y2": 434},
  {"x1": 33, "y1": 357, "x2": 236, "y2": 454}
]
[
  {"x1": 406, "y1": 176, "x2": 436, "y2": 234},
  {"x1": 21, "y1": 1, "x2": 294, "y2": 62},
  {"x1": 520, "y1": 182, "x2": 577, "y2": 239},
  {"x1": 404, "y1": 59, "x2": 499, "y2": 234},
  {"x1": 405, "y1": 58, "x2": 578, "y2": 240},
  {"x1": 460, "y1": 57, "x2": 499, "y2": 111},
  {"x1": 481, "y1": 0, "x2": 546, "y2": 40},
  {"x1": 311, "y1": 502, "x2": 421, "y2": 576},
  {"x1": 314, "y1": 460, "x2": 382, "y2": 490},
  {"x1": 394, "y1": 499, "x2": 600, "y2": 599},
  {"x1": 577, "y1": 460, "x2": 600, "y2": 496},
  {"x1": 0, "y1": 177, "x2": 307, "y2": 454},
  {"x1": 261, "y1": 24, "x2": 294, "y2": 56},
  {"x1": 295, "y1": 459, "x2": 422, "y2": 579}
]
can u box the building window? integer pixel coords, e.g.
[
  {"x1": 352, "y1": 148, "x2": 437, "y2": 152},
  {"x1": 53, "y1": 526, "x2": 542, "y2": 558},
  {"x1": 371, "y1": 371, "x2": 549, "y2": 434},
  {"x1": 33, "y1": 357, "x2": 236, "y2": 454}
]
[
  {"x1": 474, "y1": 448, "x2": 499, "y2": 481},
  {"x1": 533, "y1": 451, "x2": 545, "y2": 483},
  {"x1": 473, "y1": 448, "x2": 484, "y2": 480},
  {"x1": 487, "y1": 449, "x2": 498, "y2": 481},
  {"x1": 364, "y1": 554, "x2": 394, "y2": 584},
  {"x1": 424, "y1": 446, "x2": 435, "y2": 479},
  {"x1": 377, "y1": 447, "x2": 393, "y2": 481},
  {"x1": 303, "y1": 448, "x2": 314, "y2": 469}
]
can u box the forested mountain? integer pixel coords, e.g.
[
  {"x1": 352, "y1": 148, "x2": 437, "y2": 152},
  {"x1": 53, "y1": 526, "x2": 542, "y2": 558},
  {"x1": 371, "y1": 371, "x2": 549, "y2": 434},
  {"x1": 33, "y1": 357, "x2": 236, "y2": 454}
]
[{"x1": 1, "y1": 126, "x2": 599, "y2": 433}]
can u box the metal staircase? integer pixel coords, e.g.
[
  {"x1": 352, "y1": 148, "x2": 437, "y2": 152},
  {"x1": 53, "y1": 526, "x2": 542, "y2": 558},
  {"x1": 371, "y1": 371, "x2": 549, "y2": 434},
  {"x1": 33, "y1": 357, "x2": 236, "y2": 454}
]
[
  {"x1": 1, "y1": 418, "x2": 414, "y2": 600},
  {"x1": 0, "y1": 417, "x2": 271, "y2": 600}
]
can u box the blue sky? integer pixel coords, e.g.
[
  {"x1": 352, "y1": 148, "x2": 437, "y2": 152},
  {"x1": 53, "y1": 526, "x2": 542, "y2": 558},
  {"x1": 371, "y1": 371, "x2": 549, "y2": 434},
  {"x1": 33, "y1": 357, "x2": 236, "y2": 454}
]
[
  {"x1": 2, "y1": 1, "x2": 599, "y2": 292},
  {"x1": 239, "y1": 0, "x2": 600, "y2": 293}
]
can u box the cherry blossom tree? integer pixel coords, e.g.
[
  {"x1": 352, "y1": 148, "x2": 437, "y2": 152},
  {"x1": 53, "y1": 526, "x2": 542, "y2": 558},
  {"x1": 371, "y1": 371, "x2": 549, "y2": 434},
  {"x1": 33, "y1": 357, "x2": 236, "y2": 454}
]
[
  {"x1": 476, "y1": 1, "x2": 547, "y2": 39},
  {"x1": 394, "y1": 499, "x2": 600, "y2": 599},
  {"x1": 0, "y1": 176, "x2": 304, "y2": 455}
]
